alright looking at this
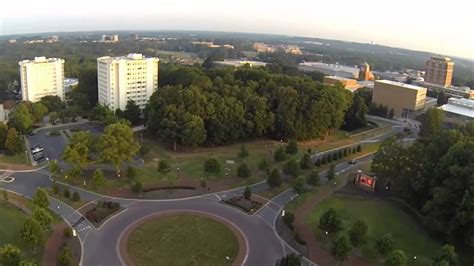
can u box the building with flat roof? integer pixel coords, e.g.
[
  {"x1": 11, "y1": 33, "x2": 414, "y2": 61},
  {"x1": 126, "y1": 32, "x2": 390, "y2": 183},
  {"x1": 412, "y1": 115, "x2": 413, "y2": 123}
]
[
  {"x1": 19, "y1": 57, "x2": 65, "y2": 102},
  {"x1": 372, "y1": 80, "x2": 432, "y2": 118},
  {"x1": 97, "y1": 53, "x2": 159, "y2": 111},
  {"x1": 424, "y1": 56, "x2": 454, "y2": 87},
  {"x1": 101, "y1": 35, "x2": 119, "y2": 43},
  {"x1": 298, "y1": 62, "x2": 360, "y2": 79},
  {"x1": 323, "y1": 76, "x2": 360, "y2": 92},
  {"x1": 420, "y1": 81, "x2": 474, "y2": 100},
  {"x1": 439, "y1": 98, "x2": 474, "y2": 125},
  {"x1": 213, "y1": 60, "x2": 267, "y2": 68}
]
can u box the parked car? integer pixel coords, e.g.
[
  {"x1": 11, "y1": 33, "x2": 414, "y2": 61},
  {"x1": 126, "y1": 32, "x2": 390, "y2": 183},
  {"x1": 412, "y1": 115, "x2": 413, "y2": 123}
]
[{"x1": 349, "y1": 159, "x2": 356, "y2": 165}]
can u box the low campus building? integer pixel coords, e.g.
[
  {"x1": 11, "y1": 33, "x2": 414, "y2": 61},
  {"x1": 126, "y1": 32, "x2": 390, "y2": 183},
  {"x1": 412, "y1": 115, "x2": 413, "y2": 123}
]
[
  {"x1": 213, "y1": 60, "x2": 267, "y2": 68},
  {"x1": 323, "y1": 76, "x2": 360, "y2": 92},
  {"x1": 372, "y1": 80, "x2": 436, "y2": 118},
  {"x1": 439, "y1": 98, "x2": 474, "y2": 126}
]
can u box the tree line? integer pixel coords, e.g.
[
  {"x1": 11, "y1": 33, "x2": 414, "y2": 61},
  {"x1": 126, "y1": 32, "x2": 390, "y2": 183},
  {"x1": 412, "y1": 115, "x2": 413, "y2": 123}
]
[
  {"x1": 372, "y1": 109, "x2": 474, "y2": 250},
  {"x1": 146, "y1": 63, "x2": 354, "y2": 150}
]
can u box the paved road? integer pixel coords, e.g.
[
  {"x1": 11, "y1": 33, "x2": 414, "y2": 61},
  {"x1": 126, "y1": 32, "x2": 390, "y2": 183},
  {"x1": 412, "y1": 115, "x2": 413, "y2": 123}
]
[{"x1": 1, "y1": 119, "x2": 409, "y2": 266}]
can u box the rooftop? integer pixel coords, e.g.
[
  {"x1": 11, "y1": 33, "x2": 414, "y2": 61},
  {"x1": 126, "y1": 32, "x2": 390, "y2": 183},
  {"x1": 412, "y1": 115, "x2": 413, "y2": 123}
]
[
  {"x1": 439, "y1": 98, "x2": 474, "y2": 118},
  {"x1": 19, "y1": 57, "x2": 64, "y2": 65},
  {"x1": 214, "y1": 60, "x2": 267, "y2": 67},
  {"x1": 97, "y1": 53, "x2": 159, "y2": 62},
  {"x1": 375, "y1": 80, "x2": 426, "y2": 91},
  {"x1": 325, "y1": 75, "x2": 354, "y2": 81}
]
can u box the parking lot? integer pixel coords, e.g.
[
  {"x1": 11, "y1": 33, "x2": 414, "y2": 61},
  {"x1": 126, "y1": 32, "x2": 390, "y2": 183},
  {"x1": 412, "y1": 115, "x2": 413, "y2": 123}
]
[{"x1": 27, "y1": 122, "x2": 103, "y2": 164}]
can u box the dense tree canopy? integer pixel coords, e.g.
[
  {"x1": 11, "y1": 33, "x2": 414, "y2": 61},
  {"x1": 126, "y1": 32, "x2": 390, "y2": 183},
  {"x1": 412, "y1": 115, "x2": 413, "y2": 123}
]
[
  {"x1": 372, "y1": 125, "x2": 474, "y2": 249},
  {"x1": 147, "y1": 64, "x2": 352, "y2": 148}
]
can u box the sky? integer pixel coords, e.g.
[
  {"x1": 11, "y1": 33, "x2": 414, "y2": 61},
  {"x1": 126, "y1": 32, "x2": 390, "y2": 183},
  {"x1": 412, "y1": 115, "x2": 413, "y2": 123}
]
[{"x1": 1, "y1": 0, "x2": 473, "y2": 59}]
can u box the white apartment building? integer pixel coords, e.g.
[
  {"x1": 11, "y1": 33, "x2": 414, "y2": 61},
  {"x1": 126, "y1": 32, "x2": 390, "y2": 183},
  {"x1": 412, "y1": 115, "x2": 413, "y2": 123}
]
[
  {"x1": 97, "y1": 53, "x2": 159, "y2": 111},
  {"x1": 19, "y1": 57, "x2": 65, "y2": 102}
]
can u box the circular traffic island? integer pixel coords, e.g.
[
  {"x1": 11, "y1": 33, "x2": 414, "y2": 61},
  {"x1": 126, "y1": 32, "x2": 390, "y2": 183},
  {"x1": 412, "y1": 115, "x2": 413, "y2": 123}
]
[{"x1": 123, "y1": 213, "x2": 245, "y2": 266}]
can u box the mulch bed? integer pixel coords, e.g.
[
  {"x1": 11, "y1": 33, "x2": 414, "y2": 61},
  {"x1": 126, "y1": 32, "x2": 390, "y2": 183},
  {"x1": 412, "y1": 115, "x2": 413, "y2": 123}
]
[
  {"x1": 42, "y1": 222, "x2": 81, "y2": 266},
  {"x1": 223, "y1": 196, "x2": 264, "y2": 214},
  {"x1": 79, "y1": 201, "x2": 124, "y2": 228}
]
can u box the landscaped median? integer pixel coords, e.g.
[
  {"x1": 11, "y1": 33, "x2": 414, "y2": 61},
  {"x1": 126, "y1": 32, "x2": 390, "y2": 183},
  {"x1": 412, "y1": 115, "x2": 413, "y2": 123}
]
[{"x1": 120, "y1": 212, "x2": 247, "y2": 266}]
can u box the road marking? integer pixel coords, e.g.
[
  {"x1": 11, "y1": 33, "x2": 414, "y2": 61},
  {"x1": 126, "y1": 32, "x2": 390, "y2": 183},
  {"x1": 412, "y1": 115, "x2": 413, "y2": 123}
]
[{"x1": 214, "y1": 194, "x2": 222, "y2": 201}]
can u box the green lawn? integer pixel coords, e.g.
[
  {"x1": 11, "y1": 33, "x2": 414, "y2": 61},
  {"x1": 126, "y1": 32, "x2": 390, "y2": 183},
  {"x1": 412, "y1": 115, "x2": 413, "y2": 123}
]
[
  {"x1": 305, "y1": 195, "x2": 442, "y2": 264},
  {"x1": 0, "y1": 201, "x2": 29, "y2": 247},
  {"x1": 127, "y1": 214, "x2": 239, "y2": 266},
  {"x1": 0, "y1": 152, "x2": 29, "y2": 168}
]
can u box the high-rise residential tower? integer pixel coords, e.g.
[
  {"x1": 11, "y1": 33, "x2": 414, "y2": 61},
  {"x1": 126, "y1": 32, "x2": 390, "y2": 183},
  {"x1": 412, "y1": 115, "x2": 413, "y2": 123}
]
[
  {"x1": 97, "y1": 53, "x2": 159, "y2": 111},
  {"x1": 19, "y1": 57, "x2": 65, "y2": 102},
  {"x1": 424, "y1": 56, "x2": 454, "y2": 87}
]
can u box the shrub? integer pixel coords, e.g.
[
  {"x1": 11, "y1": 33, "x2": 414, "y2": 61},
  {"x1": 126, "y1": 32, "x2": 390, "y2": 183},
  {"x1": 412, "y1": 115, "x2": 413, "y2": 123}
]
[
  {"x1": 258, "y1": 158, "x2": 268, "y2": 171},
  {"x1": 299, "y1": 153, "x2": 312, "y2": 170},
  {"x1": 267, "y1": 168, "x2": 282, "y2": 188},
  {"x1": 278, "y1": 253, "x2": 301, "y2": 266},
  {"x1": 294, "y1": 231, "x2": 306, "y2": 245},
  {"x1": 63, "y1": 188, "x2": 70, "y2": 198},
  {"x1": 57, "y1": 245, "x2": 73, "y2": 266},
  {"x1": 243, "y1": 186, "x2": 252, "y2": 200},
  {"x1": 357, "y1": 145, "x2": 362, "y2": 152},
  {"x1": 327, "y1": 154, "x2": 333, "y2": 163},
  {"x1": 327, "y1": 164, "x2": 336, "y2": 181},
  {"x1": 63, "y1": 227, "x2": 73, "y2": 238},
  {"x1": 204, "y1": 158, "x2": 221, "y2": 173},
  {"x1": 315, "y1": 158, "x2": 322, "y2": 167},
  {"x1": 293, "y1": 176, "x2": 306, "y2": 194},
  {"x1": 343, "y1": 148, "x2": 348, "y2": 157},
  {"x1": 385, "y1": 250, "x2": 407, "y2": 266},
  {"x1": 132, "y1": 181, "x2": 143, "y2": 194},
  {"x1": 139, "y1": 145, "x2": 150, "y2": 155},
  {"x1": 157, "y1": 160, "x2": 171, "y2": 174},
  {"x1": 283, "y1": 211, "x2": 295, "y2": 229},
  {"x1": 307, "y1": 170, "x2": 320, "y2": 187},
  {"x1": 52, "y1": 183, "x2": 60, "y2": 195},
  {"x1": 321, "y1": 156, "x2": 327, "y2": 165},
  {"x1": 375, "y1": 234, "x2": 395, "y2": 255},
  {"x1": 283, "y1": 159, "x2": 300, "y2": 177},
  {"x1": 237, "y1": 163, "x2": 250, "y2": 178},
  {"x1": 318, "y1": 208, "x2": 343, "y2": 234},
  {"x1": 72, "y1": 191, "x2": 80, "y2": 202},
  {"x1": 238, "y1": 145, "x2": 249, "y2": 158},
  {"x1": 285, "y1": 140, "x2": 298, "y2": 154},
  {"x1": 273, "y1": 146, "x2": 286, "y2": 162},
  {"x1": 332, "y1": 153, "x2": 338, "y2": 161},
  {"x1": 352, "y1": 147, "x2": 356, "y2": 154},
  {"x1": 127, "y1": 166, "x2": 137, "y2": 179},
  {"x1": 348, "y1": 220, "x2": 368, "y2": 247},
  {"x1": 338, "y1": 150, "x2": 343, "y2": 159},
  {"x1": 331, "y1": 236, "x2": 352, "y2": 261}
]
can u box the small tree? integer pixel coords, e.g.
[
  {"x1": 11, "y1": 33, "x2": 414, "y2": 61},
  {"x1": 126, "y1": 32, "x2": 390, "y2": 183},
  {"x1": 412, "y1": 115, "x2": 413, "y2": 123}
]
[
  {"x1": 376, "y1": 234, "x2": 395, "y2": 255},
  {"x1": 343, "y1": 148, "x2": 348, "y2": 157},
  {"x1": 292, "y1": 176, "x2": 306, "y2": 194},
  {"x1": 282, "y1": 211, "x2": 295, "y2": 228},
  {"x1": 0, "y1": 244, "x2": 22, "y2": 266},
  {"x1": 332, "y1": 153, "x2": 338, "y2": 161},
  {"x1": 20, "y1": 218, "x2": 43, "y2": 251},
  {"x1": 33, "y1": 188, "x2": 49, "y2": 209},
  {"x1": 258, "y1": 158, "x2": 268, "y2": 171},
  {"x1": 72, "y1": 191, "x2": 80, "y2": 202},
  {"x1": 299, "y1": 153, "x2": 312, "y2": 170},
  {"x1": 357, "y1": 145, "x2": 362, "y2": 152},
  {"x1": 49, "y1": 160, "x2": 61, "y2": 177},
  {"x1": 388, "y1": 108, "x2": 395, "y2": 119},
  {"x1": 283, "y1": 159, "x2": 300, "y2": 177},
  {"x1": 63, "y1": 188, "x2": 70, "y2": 199},
  {"x1": 286, "y1": 140, "x2": 298, "y2": 154},
  {"x1": 338, "y1": 150, "x2": 343, "y2": 159},
  {"x1": 157, "y1": 160, "x2": 171, "y2": 174},
  {"x1": 204, "y1": 158, "x2": 221, "y2": 173},
  {"x1": 57, "y1": 245, "x2": 73, "y2": 266},
  {"x1": 92, "y1": 169, "x2": 106, "y2": 188},
  {"x1": 278, "y1": 253, "x2": 301, "y2": 266},
  {"x1": 327, "y1": 154, "x2": 333, "y2": 163},
  {"x1": 274, "y1": 146, "x2": 286, "y2": 162},
  {"x1": 127, "y1": 166, "x2": 137, "y2": 179},
  {"x1": 385, "y1": 250, "x2": 407, "y2": 266},
  {"x1": 321, "y1": 156, "x2": 327, "y2": 165},
  {"x1": 434, "y1": 244, "x2": 458, "y2": 266},
  {"x1": 267, "y1": 168, "x2": 282, "y2": 188},
  {"x1": 32, "y1": 208, "x2": 52, "y2": 230},
  {"x1": 348, "y1": 220, "x2": 368, "y2": 247},
  {"x1": 132, "y1": 181, "x2": 143, "y2": 194},
  {"x1": 238, "y1": 145, "x2": 249, "y2": 158},
  {"x1": 318, "y1": 208, "x2": 343, "y2": 234},
  {"x1": 52, "y1": 184, "x2": 60, "y2": 195},
  {"x1": 237, "y1": 163, "x2": 250, "y2": 178},
  {"x1": 63, "y1": 227, "x2": 73, "y2": 238},
  {"x1": 327, "y1": 164, "x2": 336, "y2": 181},
  {"x1": 352, "y1": 147, "x2": 356, "y2": 154},
  {"x1": 306, "y1": 170, "x2": 320, "y2": 187},
  {"x1": 331, "y1": 236, "x2": 352, "y2": 261},
  {"x1": 243, "y1": 186, "x2": 252, "y2": 200}
]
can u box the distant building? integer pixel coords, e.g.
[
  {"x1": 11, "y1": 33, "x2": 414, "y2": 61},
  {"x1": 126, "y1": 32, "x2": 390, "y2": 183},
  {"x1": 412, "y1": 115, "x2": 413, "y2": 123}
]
[
  {"x1": 213, "y1": 60, "x2": 267, "y2": 68},
  {"x1": 253, "y1": 42, "x2": 276, "y2": 53},
  {"x1": 323, "y1": 76, "x2": 360, "y2": 92},
  {"x1": 47, "y1": 36, "x2": 59, "y2": 43},
  {"x1": 8, "y1": 39, "x2": 16, "y2": 44},
  {"x1": 192, "y1": 41, "x2": 234, "y2": 49},
  {"x1": 439, "y1": 98, "x2": 474, "y2": 125},
  {"x1": 19, "y1": 57, "x2": 65, "y2": 102},
  {"x1": 424, "y1": 56, "x2": 454, "y2": 87},
  {"x1": 101, "y1": 35, "x2": 119, "y2": 43},
  {"x1": 0, "y1": 100, "x2": 16, "y2": 122},
  {"x1": 358, "y1": 62, "x2": 375, "y2": 81},
  {"x1": 130, "y1": 33, "x2": 139, "y2": 41},
  {"x1": 283, "y1": 45, "x2": 302, "y2": 55},
  {"x1": 64, "y1": 78, "x2": 79, "y2": 94},
  {"x1": 298, "y1": 62, "x2": 360, "y2": 79},
  {"x1": 420, "y1": 81, "x2": 474, "y2": 100},
  {"x1": 372, "y1": 80, "x2": 436, "y2": 118},
  {"x1": 97, "y1": 53, "x2": 159, "y2": 111}
]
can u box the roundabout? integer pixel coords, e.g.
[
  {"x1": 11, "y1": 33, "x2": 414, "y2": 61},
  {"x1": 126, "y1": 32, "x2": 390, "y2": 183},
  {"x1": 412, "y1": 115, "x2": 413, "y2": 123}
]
[{"x1": 119, "y1": 211, "x2": 246, "y2": 266}]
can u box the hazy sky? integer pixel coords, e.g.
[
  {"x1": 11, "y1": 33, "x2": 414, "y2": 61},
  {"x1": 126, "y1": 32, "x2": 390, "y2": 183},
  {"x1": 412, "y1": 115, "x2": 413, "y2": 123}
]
[{"x1": 1, "y1": 0, "x2": 473, "y2": 59}]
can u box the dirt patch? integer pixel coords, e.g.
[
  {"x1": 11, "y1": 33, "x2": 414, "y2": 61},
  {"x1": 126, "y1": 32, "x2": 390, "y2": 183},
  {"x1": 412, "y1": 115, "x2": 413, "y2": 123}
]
[{"x1": 119, "y1": 211, "x2": 247, "y2": 266}]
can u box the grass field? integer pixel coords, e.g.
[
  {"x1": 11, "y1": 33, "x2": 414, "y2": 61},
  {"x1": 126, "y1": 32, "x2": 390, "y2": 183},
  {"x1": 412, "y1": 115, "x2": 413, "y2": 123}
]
[
  {"x1": 127, "y1": 214, "x2": 239, "y2": 266},
  {"x1": 0, "y1": 201, "x2": 29, "y2": 247},
  {"x1": 305, "y1": 195, "x2": 442, "y2": 264},
  {"x1": 0, "y1": 151, "x2": 29, "y2": 168}
]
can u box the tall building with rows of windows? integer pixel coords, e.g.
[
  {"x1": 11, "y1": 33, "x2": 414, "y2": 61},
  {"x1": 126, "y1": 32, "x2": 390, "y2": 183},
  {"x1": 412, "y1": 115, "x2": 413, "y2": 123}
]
[
  {"x1": 424, "y1": 56, "x2": 454, "y2": 87},
  {"x1": 19, "y1": 57, "x2": 65, "y2": 102},
  {"x1": 97, "y1": 53, "x2": 159, "y2": 111}
]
